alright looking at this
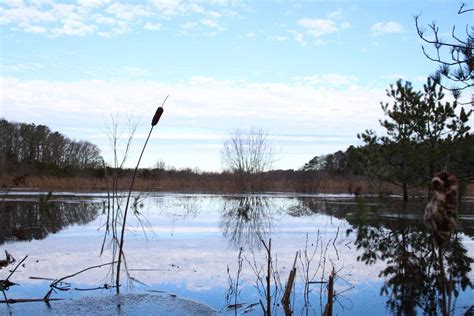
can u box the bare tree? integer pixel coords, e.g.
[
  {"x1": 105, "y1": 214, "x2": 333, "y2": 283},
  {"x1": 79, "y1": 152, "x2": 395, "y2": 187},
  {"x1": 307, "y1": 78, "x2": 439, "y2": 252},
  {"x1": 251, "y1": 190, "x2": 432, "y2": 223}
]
[
  {"x1": 221, "y1": 127, "x2": 274, "y2": 191},
  {"x1": 415, "y1": 3, "x2": 473, "y2": 104}
]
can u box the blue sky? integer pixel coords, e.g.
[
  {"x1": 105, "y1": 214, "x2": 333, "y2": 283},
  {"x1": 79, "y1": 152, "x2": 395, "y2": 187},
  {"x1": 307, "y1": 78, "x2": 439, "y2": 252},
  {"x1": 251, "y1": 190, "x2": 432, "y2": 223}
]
[{"x1": 1, "y1": 0, "x2": 472, "y2": 171}]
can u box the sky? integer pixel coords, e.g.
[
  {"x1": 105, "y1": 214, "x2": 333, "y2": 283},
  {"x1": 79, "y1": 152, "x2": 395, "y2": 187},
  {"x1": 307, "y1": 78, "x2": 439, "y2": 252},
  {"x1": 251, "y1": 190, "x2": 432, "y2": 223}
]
[{"x1": 0, "y1": 0, "x2": 472, "y2": 171}]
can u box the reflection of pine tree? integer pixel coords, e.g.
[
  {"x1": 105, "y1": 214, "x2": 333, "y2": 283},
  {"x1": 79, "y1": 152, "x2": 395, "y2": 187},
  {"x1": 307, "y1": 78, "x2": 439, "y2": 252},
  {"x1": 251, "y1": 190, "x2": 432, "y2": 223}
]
[{"x1": 348, "y1": 220, "x2": 473, "y2": 314}]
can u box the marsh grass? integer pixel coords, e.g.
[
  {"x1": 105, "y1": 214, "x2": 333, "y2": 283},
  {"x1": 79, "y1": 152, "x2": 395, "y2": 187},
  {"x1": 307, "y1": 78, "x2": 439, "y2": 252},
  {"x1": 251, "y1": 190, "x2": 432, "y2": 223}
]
[
  {"x1": 14, "y1": 174, "x2": 444, "y2": 195},
  {"x1": 224, "y1": 229, "x2": 355, "y2": 316}
]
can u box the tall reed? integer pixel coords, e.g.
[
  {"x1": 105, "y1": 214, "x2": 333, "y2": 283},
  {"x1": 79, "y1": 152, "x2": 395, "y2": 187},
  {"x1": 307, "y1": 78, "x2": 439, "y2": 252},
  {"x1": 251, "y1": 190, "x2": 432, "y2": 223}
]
[{"x1": 115, "y1": 96, "x2": 169, "y2": 293}]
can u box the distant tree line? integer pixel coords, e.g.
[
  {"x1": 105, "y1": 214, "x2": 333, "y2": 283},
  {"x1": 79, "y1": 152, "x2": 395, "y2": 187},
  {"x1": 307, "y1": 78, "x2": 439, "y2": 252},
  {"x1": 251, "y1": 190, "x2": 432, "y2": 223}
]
[
  {"x1": 0, "y1": 119, "x2": 103, "y2": 176},
  {"x1": 302, "y1": 146, "x2": 363, "y2": 175}
]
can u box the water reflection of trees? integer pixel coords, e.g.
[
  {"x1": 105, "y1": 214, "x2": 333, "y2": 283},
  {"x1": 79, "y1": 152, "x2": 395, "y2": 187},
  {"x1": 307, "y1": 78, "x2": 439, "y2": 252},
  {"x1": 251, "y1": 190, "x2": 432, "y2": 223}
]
[
  {"x1": 220, "y1": 196, "x2": 278, "y2": 250},
  {"x1": 291, "y1": 196, "x2": 473, "y2": 314},
  {"x1": 346, "y1": 201, "x2": 473, "y2": 315},
  {"x1": 0, "y1": 199, "x2": 100, "y2": 244}
]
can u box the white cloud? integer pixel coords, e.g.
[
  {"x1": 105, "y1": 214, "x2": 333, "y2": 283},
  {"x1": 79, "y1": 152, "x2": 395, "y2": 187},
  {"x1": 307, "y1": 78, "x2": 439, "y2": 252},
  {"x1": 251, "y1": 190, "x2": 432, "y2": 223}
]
[
  {"x1": 1, "y1": 76, "x2": 383, "y2": 128},
  {"x1": 298, "y1": 18, "x2": 338, "y2": 37},
  {"x1": 105, "y1": 3, "x2": 152, "y2": 21},
  {"x1": 0, "y1": 76, "x2": 388, "y2": 170},
  {"x1": 0, "y1": 5, "x2": 55, "y2": 25},
  {"x1": 289, "y1": 30, "x2": 307, "y2": 46},
  {"x1": 144, "y1": 21, "x2": 161, "y2": 31},
  {"x1": 0, "y1": 0, "x2": 233, "y2": 37},
  {"x1": 181, "y1": 21, "x2": 198, "y2": 29},
  {"x1": 24, "y1": 24, "x2": 45, "y2": 33},
  {"x1": 294, "y1": 74, "x2": 359, "y2": 86},
  {"x1": 266, "y1": 35, "x2": 288, "y2": 41},
  {"x1": 53, "y1": 19, "x2": 96, "y2": 36},
  {"x1": 3, "y1": 0, "x2": 25, "y2": 8},
  {"x1": 242, "y1": 32, "x2": 255, "y2": 38},
  {"x1": 371, "y1": 21, "x2": 403, "y2": 36},
  {"x1": 327, "y1": 9, "x2": 343, "y2": 20},
  {"x1": 92, "y1": 13, "x2": 116, "y2": 25},
  {"x1": 77, "y1": 0, "x2": 110, "y2": 8},
  {"x1": 200, "y1": 18, "x2": 224, "y2": 31},
  {"x1": 149, "y1": 0, "x2": 181, "y2": 15},
  {"x1": 295, "y1": 10, "x2": 350, "y2": 45},
  {"x1": 207, "y1": 10, "x2": 221, "y2": 18}
]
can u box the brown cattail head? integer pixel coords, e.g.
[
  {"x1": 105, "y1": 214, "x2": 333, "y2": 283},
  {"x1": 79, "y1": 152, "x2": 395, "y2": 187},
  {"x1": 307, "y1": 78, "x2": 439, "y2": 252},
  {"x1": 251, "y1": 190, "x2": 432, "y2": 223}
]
[
  {"x1": 151, "y1": 107, "x2": 164, "y2": 126},
  {"x1": 424, "y1": 171, "x2": 459, "y2": 247},
  {"x1": 151, "y1": 95, "x2": 169, "y2": 126}
]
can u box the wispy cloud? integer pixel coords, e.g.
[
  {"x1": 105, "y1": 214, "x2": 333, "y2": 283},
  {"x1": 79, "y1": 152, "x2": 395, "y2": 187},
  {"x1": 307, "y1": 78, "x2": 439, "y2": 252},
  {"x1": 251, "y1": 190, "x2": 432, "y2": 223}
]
[
  {"x1": 0, "y1": 0, "x2": 233, "y2": 37},
  {"x1": 294, "y1": 9, "x2": 350, "y2": 45},
  {"x1": 77, "y1": 0, "x2": 111, "y2": 8},
  {"x1": 266, "y1": 35, "x2": 288, "y2": 42},
  {"x1": 241, "y1": 32, "x2": 256, "y2": 38},
  {"x1": 200, "y1": 18, "x2": 224, "y2": 31},
  {"x1": 371, "y1": 21, "x2": 403, "y2": 36},
  {"x1": 298, "y1": 18, "x2": 338, "y2": 37},
  {"x1": 293, "y1": 74, "x2": 359, "y2": 87},
  {"x1": 289, "y1": 30, "x2": 307, "y2": 46},
  {"x1": 105, "y1": 2, "x2": 151, "y2": 20},
  {"x1": 144, "y1": 22, "x2": 161, "y2": 31}
]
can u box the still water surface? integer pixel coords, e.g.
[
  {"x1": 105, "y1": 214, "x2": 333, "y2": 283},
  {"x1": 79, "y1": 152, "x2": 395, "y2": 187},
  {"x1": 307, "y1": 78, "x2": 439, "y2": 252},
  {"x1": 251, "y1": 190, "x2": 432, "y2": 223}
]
[{"x1": 1, "y1": 192, "x2": 473, "y2": 315}]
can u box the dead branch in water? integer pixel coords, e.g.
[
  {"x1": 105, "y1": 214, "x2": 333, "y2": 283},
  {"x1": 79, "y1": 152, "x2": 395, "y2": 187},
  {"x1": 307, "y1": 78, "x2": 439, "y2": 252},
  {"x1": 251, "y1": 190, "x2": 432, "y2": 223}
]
[
  {"x1": 4, "y1": 255, "x2": 27, "y2": 282},
  {"x1": 44, "y1": 261, "x2": 117, "y2": 300},
  {"x1": 1, "y1": 255, "x2": 28, "y2": 305}
]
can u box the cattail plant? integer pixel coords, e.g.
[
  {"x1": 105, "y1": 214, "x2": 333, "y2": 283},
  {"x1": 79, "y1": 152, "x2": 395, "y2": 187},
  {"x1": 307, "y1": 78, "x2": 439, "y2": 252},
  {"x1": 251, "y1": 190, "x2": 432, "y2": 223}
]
[{"x1": 115, "y1": 95, "x2": 169, "y2": 293}]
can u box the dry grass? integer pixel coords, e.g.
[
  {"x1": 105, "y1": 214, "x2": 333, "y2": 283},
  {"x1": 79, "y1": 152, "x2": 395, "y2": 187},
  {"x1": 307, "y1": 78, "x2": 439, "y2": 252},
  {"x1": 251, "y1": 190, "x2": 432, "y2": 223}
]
[{"x1": 5, "y1": 173, "x2": 474, "y2": 197}]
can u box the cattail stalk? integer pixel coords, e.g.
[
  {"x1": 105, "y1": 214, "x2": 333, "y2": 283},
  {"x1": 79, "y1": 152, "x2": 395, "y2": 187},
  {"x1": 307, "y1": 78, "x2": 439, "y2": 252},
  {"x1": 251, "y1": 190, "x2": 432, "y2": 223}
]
[{"x1": 115, "y1": 95, "x2": 169, "y2": 293}]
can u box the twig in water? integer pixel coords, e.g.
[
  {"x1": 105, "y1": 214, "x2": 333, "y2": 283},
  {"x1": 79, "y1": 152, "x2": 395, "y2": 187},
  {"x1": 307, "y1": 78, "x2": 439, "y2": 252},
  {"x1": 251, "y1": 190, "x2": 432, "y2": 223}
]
[
  {"x1": 44, "y1": 261, "x2": 117, "y2": 300},
  {"x1": 5, "y1": 255, "x2": 27, "y2": 282},
  {"x1": 261, "y1": 238, "x2": 272, "y2": 316},
  {"x1": 74, "y1": 284, "x2": 115, "y2": 291},
  {"x1": 225, "y1": 247, "x2": 243, "y2": 316}
]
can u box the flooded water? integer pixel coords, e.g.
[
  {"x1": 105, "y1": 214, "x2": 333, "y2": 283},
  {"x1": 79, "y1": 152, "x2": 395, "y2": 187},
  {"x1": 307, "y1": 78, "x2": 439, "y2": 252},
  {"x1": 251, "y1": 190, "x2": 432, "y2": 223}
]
[{"x1": 1, "y1": 191, "x2": 473, "y2": 315}]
